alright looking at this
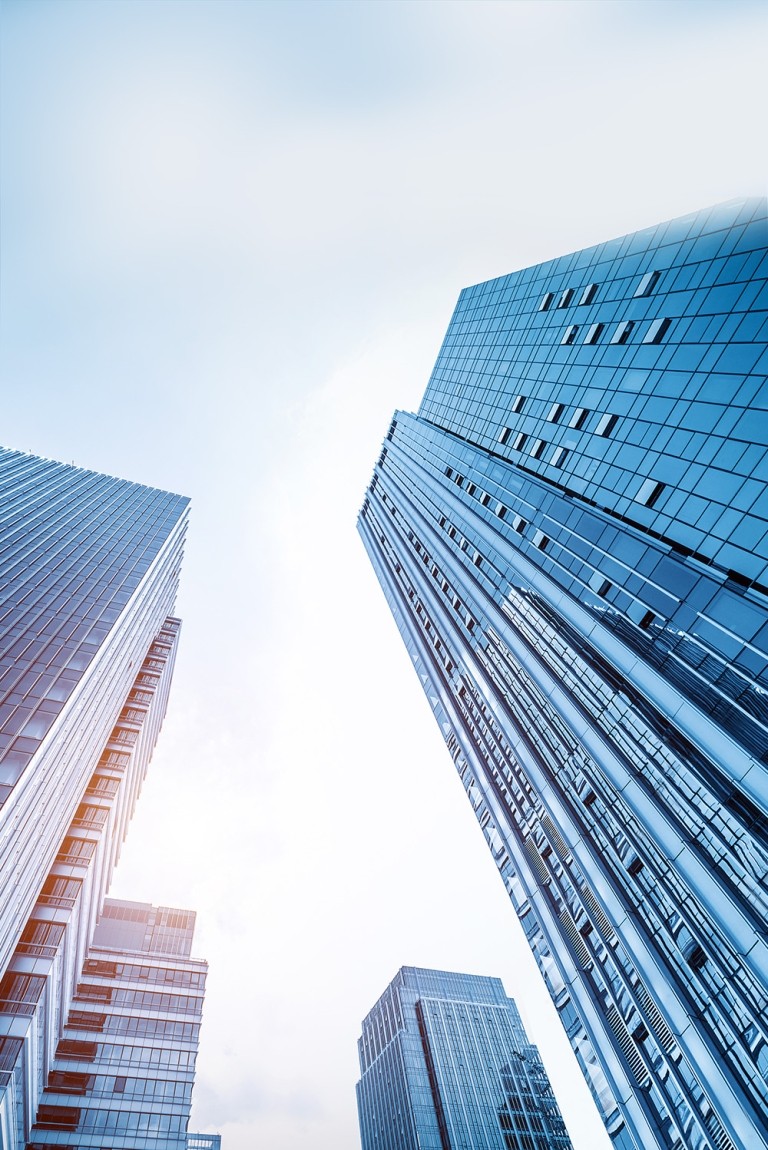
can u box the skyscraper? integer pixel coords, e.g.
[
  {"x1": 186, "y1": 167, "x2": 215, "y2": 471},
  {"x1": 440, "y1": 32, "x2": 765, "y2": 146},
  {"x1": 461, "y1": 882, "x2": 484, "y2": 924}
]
[
  {"x1": 0, "y1": 447, "x2": 212, "y2": 1148},
  {"x1": 356, "y1": 966, "x2": 573, "y2": 1150},
  {"x1": 358, "y1": 199, "x2": 768, "y2": 1150}
]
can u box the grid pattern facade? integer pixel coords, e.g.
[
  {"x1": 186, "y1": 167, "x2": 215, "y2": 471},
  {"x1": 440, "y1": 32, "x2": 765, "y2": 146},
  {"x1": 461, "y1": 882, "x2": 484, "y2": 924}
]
[
  {"x1": 356, "y1": 967, "x2": 572, "y2": 1150},
  {"x1": 25, "y1": 899, "x2": 206, "y2": 1150},
  {"x1": 0, "y1": 448, "x2": 217, "y2": 1149},
  {"x1": 358, "y1": 200, "x2": 768, "y2": 1150}
]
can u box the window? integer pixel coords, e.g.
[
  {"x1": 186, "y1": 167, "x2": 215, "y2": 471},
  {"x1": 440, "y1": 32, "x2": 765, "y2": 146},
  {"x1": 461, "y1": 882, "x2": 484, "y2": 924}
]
[
  {"x1": 639, "y1": 610, "x2": 655, "y2": 630},
  {"x1": 498, "y1": 427, "x2": 511, "y2": 445},
  {"x1": 466, "y1": 482, "x2": 476, "y2": 496},
  {"x1": 686, "y1": 944, "x2": 708, "y2": 971},
  {"x1": 19, "y1": 919, "x2": 66, "y2": 954},
  {"x1": 67, "y1": 1011, "x2": 106, "y2": 1032},
  {"x1": 513, "y1": 515, "x2": 527, "y2": 534},
  {"x1": 635, "y1": 478, "x2": 665, "y2": 508},
  {"x1": 570, "y1": 407, "x2": 589, "y2": 429},
  {"x1": 48, "y1": 1071, "x2": 92, "y2": 1095},
  {"x1": 584, "y1": 322, "x2": 604, "y2": 345},
  {"x1": 76, "y1": 983, "x2": 112, "y2": 1004},
  {"x1": 529, "y1": 439, "x2": 546, "y2": 459},
  {"x1": 511, "y1": 394, "x2": 526, "y2": 413},
  {"x1": 445, "y1": 467, "x2": 453, "y2": 478},
  {"x1": 627, "y1": 856, "x2": 644, "y2": 877},
  {"x1": 473, "y1": 552, "x2": 483, "y2": 567},
  {"x1": 480, "y1": 492, "x2": 490, "y2": 507},
  {"x1": 596, "y1": 413, "x2": 618, "y2": 437},
  {"x1": 539, "y1": 292, "x2": 554, "y2": 311},
  {"x1": 35, "y1": 1105, "x2": 81, "y2": 1130},
  {"x1": 512, "y1": 432, "x2": 527, "y2": 451},
  {"x1": 579, "y1": 282, "x2": 598, "y2": 305},
  {"x1": 496, "y1": 503, "x2": 507, "y2": 519},
  {"x1": 40, "y1": 875, "x2": 82, "y2": 907},
  {"x1": 533, "y1": 530, "x2": 549, "y2": 550},
  {"x1": 610, "y1": 320, "x2": 634, "y2": 344},
  {"x1": 546, "y1": 402, "x2": 565, "y2": 423},
  {"x1": 0, "y1": 1037, "x2": 23, "y2": 1074},
  {"x1": 644, "y1": 316, "x2": 671, "y2": 344},
  {"x1": 596, "y1": 579, "x2": 611, "y2": 598},
  {"x1": 557, "y1": 288, "x2": 574, "y2": 308},
  {"x1": 57, "y1": 1040, "x2": 98, "y2": 1062},
  {"x1": 0, "y1": 971, "x2": 46, "y2": 1009},
  {"x1": 634, "y1": 270, "x2": 660, "y2": 297},
  {"x1": 561, "y1": 325, "x2": 578, "y2": 345},
  {"x1": 550, "y1": 446, "x2": 569, "y2": 468}
]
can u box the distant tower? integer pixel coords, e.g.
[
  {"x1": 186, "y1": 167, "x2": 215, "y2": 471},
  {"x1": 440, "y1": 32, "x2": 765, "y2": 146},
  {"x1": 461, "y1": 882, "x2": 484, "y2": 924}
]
[
  {"x1": 356, "y1": 966, "x2": 573, "y2": 1150},
  {"x1": 358, "y1": 200, "x2": 768, "y2": 1150},
  {"x1": 27, "y1": 898, "x2": 206, "y2": 1149},
  {"x1": 0, "y1": 448, "x2": 217, "y2": 1148}
]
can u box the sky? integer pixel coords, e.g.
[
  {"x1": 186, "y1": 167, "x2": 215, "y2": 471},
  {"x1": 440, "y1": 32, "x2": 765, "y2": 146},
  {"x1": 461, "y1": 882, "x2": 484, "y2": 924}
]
[{"x1": 1, "y1": 1, "x2": 767, "y2": 1147}]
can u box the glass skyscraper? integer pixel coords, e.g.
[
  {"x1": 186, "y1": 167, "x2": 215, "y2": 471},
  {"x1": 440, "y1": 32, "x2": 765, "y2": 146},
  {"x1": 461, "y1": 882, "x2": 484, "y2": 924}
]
[
  {"x1": 356, "y1": 966, "x2": 573, "y2": 1150},
  {"x1": 358, "y1": 199, "x2": 768, "y2": 1150},
  {"x1": 0, "y1": 447, "x2": 215, "y2": 1148}
]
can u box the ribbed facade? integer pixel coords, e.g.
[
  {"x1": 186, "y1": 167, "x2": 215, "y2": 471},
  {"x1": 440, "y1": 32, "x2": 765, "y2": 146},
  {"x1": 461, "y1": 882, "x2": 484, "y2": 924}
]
[
  {"x1": 358, "y1": 199, "x2": 768, "y2": 1150},
  {"x1": 356, "y1": 966, "x2": 572, "y2": 1150},
  {"x1": 0, "y1": 447, "x2": 216, "y2": 1149}
]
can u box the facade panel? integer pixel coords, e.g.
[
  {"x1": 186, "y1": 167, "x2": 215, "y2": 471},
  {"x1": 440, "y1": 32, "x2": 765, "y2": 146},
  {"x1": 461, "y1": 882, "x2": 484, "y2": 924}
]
[{"x1": 358, "y1": 199, "x2": 768, "y2": 1150}]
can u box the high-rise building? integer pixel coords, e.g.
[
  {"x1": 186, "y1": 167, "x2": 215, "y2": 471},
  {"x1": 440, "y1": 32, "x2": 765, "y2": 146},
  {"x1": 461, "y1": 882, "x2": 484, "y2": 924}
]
[
  {"x1": 26, "y1": 898, "x2": 206, "y2": 1149},
  {"x1": 0, "y1": 447, "x2": 214, "y2": 1149},
  {"x1": 358, "y1": 199, "x2": 768, "y2": 1150},
  {"x1": 356, "y1": 966, "x2": 573, "y2": 1150}
]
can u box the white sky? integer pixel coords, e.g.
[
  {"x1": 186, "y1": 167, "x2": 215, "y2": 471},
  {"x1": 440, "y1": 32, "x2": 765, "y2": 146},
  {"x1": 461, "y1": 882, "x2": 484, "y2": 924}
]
[{"x1": 1, "y1": 1, "x2": 767, "y2": 1147}]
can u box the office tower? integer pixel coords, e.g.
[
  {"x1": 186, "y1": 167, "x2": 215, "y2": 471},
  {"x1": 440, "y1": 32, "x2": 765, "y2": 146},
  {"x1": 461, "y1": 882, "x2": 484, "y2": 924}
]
[
  {"x1": 27, "y1": 898, "x2": 205, "y2": 1149},
  {"x1": 358, "y1": 199, "x2": 768, "y2": 1150},
  {"x1": 0, "y1": 447, "x2": 212, "y2": 1148},
  {"x1": 356, "y1": 966, "x2": 573, "y2": 1150}
]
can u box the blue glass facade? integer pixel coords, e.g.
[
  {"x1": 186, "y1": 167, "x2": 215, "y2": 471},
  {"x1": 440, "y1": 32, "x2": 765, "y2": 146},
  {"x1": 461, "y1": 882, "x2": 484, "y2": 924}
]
[
  {"x1": 356, "y1": 967, "x2": 572, "y2": 1150},
  {"x1": 0, "y1": 448, "x2": 218, "y2": 1149},
  {"x1": 358, "y1": 199, "x2": 768, "y2": 1150}
]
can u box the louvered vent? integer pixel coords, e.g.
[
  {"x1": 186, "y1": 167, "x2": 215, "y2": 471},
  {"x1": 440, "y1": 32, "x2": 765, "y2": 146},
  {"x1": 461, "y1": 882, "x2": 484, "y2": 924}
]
[
  {"x1": 524, "y1": 838, "x2": 551, "y2": 886},
  {"x1": 560, "y1": 910, "x2": 593, "y2": 970},
  {"x1": 580, "y1": 885, "x2": 617, "y2": 943},
  {"x1": 541, "y1": 814, "x2": 570, "y2": 859}
]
